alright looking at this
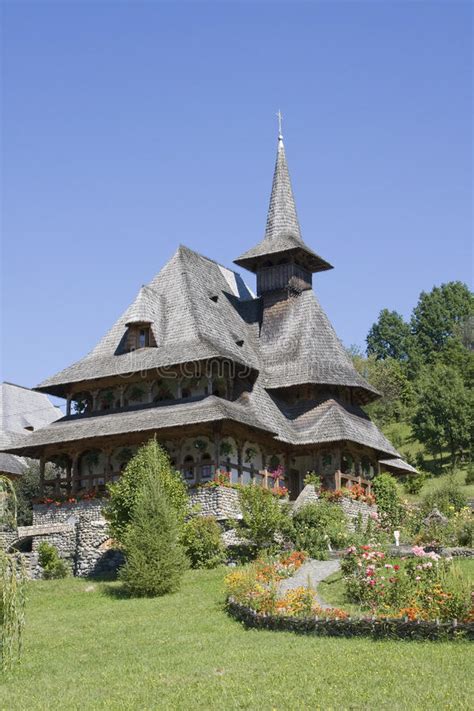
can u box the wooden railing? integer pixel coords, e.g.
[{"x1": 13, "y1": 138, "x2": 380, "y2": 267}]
[{"x1": 334, "y1": 470, "x2": 372, "y2": 495}]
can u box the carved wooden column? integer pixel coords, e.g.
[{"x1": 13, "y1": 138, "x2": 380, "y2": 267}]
[
  {"x1": 146, "y1": 382, "x2": 154, "y2": 404},
  {"x1": 207, "y1": 375, "x2": 213, "y2": 397},
  {"x1": 214, "y1": 429, "x2": 221, "y2": 471},
  {"x1": 71, "y1": 452, "x2": 80, "y2": 494},
  {"x1": 236, "y1": 440, "x2": 243, "y2": 484},
  {"x1": 92, "y1": 390, "x2": 100, "y2": 411},
  {"x1": 118, "y1": 385, "x2": 125, "y2": 408},
  {"x1": 54, "y1": 461, "x2": 61, "y2": 496},
  {"x1": 176, "y1": 378, "x2": 183, "y2": 400},
  {"x1": 66, "y1": 394, "x2": 72, "y2": 416},
  {"x1": 66, "y1": 456, "x2": 73, "y2": 495},
  {"x1": 103, "y1": 447, "x2": 113, "y2": 485}
]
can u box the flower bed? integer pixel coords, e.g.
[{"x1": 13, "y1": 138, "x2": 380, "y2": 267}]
[
  {"x1": 224, "y1": 548, "x2": 474, "y2": 640},
  {"x1": 225, "y1": 552, "x2": 348, "y2": 619},
  {"x1": 341, "y1": 544, "x2": 473, "y2": 623}
]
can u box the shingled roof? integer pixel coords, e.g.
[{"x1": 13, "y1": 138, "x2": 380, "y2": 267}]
[
  {"x1": 2, "y1": 127, "x2": 404, "y2": 467},
  {"x1": 234, "y1": 135, "x2": 332, "y2": 273},
  {"x1": 0, "y1": 382, "x2": 61, "y2": 476},
  {"x1": 36, "y1": 247, "x2": 260, "y2": 396},
  {"x1": 259, "y1": 288, "x2": 379, "y2": 399}
]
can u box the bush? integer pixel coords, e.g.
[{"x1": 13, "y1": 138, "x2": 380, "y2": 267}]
[
  {"x1": 105, "y1": 438, "x2": 189, "y2": 543},
  {"x1": 37, "y1": 542, "x2": 68, "y2": 579},
  {"x1": 422, "y1": 477, "x2": 467, "y2": 517},
  {"x1": 404, "y1": 473, "x2": 425, "y2": 495},
  {"x1": 119, "y1": 471, "x2": 188, "y2": 597},
  {"x1": 238, "y1": 485, "x2": 290, "y2": 552},
  {"x1": 373, "y1": 473, "x2": 404, "y2": 530},
  {"x1": 291, "y1": 501, "x2": 350, "y2": 558},
  {"x1": 181, "y1": 516, "x2": 225, "y2": 569}
]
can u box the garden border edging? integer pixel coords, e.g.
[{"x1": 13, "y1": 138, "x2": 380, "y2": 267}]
[{"x1": 226, "y1": 599, "x2": 474, "y2": 641}]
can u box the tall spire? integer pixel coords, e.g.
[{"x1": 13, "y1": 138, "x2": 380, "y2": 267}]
[
  {"x1": 264, "y1": 127, "x2": 302, "y2": 243},
  {"x1": 234, "y1": 118, "x2": 333, "y2": 276}
]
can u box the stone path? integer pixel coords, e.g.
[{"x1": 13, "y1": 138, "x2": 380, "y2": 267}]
[{"x1": 278, "y1": 559, "x2": 341, "y2": 609}]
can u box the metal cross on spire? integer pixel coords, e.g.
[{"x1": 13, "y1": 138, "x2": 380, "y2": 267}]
[{"x1": 276, "y1": 109, "x2": 283, "y2": 139}]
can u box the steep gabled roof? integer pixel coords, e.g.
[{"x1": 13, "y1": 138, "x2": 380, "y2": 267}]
[
  {"x1": 235, "y1": 135, "x2": 332, "y2": 273},
  {"x1": 259, "y1": 289, "x2": 379, "y2": 400},
  {"x1": 36, "y1": 246, "x2": 260, "y2": 396}
]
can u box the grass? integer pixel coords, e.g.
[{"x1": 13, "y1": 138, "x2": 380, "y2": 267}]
[
  {"x1": 1, "y1": 568, "x2": 473, "y2": 710},
  {"x1": 381, "y1": 420, "x2": 474, "y2": 501}
]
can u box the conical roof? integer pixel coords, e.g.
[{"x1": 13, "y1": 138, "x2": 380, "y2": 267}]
[{"x1": 235, "y1": 134, "x2": 332, "y2": 274}]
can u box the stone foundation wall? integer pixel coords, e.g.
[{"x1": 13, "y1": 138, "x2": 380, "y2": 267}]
[
  {"x1": 25, "y1": 489, "x2": 241, "y2": 577},
  {"x1": 337, "y1": 497, "x2": 378, "y2": 531},
  {"x1": 189, "y1": 487, "x2": 242, "y2": 520}
]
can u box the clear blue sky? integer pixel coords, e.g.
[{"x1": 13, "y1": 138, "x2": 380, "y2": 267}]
[{"x1": 2, "y1": 1, "x2": 472, "y2": 400}]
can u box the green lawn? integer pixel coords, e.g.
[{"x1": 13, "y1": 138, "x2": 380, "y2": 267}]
[
  {"x1": 1, "y1": 568, "x2": 473, "y2": 710},
  {"x1": 381, "y1": 420, "x2": 474, "y2": 501}
]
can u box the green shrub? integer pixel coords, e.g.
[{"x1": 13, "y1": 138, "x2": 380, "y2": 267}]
[
  {"x1": 181, "y1": 516, "x2": 225, "y2": 569},
  {"x1": 422, "y1": 477, "x2": 467, "y2": 517},
  {"x1": 291, "y1": 501, "x2": 350, "y2": 558},
  {"x1": 105, "y1": 438, "x2": 189, "y2": 543},
  {"x1": 303, "y1": 472, "x2": 321, "y2": 488},
  {"x1": 119, "y1": 471, "x2": 188, "y2": 597},
  {"x1": 404, "y1": 472, "x2": 425, "y2": 495},
  {"x1": 37, "y1": 542, "x2": 68, "y2": 579},
  {"x1": 373, "y1": 473, "x2": 404, "y2": 530},
  {"x1": 238, "y1": 486, "x2": 289, "y2": 551}
]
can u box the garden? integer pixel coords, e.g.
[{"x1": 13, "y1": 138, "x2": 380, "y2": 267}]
[{"x1": 1, "y1": 441, "x2": 474, "y2": 709}]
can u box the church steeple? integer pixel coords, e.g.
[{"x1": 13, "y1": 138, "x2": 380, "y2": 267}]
[
  {"x1": 234, "y1": 120, "x2": 333, "y2": 294},
  {"x1": 264, "y1": 130, "x2": 302, "y2": 243}
]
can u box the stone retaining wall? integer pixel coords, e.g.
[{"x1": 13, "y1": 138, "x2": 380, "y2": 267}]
[
  {"x1": 189, "y1": 487, "x2": 242, "y2": 520},
  {"x1": 337, "y1": 497, "x2": 377, "y2": 531}
]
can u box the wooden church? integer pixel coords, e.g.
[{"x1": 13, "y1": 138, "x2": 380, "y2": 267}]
[{"x1": 3, "y1": 129, "x2": 415, "y2": 499}]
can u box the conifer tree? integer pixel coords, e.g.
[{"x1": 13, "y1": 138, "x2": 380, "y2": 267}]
[{"x1": 119, "y1": 470, "x2": 188, "y2": 597}]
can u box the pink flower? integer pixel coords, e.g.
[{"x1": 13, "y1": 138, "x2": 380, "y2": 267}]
[
  {"x1": 369, "y1": 511, "x2": 379, "y2": 520},
  {"x1": 426, "y1": 551, "x2": 440, "y2": 561},
  {"x1": 415, "y1": 576, "x2": 421, "y2": 581},
  {"x1": 412, "y1": 545, "x2": 425, "y2": 557},
  {"x1": 384, "y1": 564, "x2": 393, "y2": 569}
]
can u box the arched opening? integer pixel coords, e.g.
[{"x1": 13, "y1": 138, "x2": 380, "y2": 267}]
[
  {"x1": 9, "y1": 536, "x2": 33, "y2": 553},
  {"x1": 200, "y1": 453, "x2": 213, "y2": 483},
  {"x1": 182, "y1": 455, "x2": 195, "y2": 484},
  {"x1": 72, "y1": 392, "x2": 92, "y2": 415},
  {"x1": 341, "y1": 452, "x2": 355, "y2": 475}
]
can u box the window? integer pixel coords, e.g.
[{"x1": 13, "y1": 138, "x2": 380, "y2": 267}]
[{"x1": 138, "y1": 328, "x2": 149, "y2": 348}]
